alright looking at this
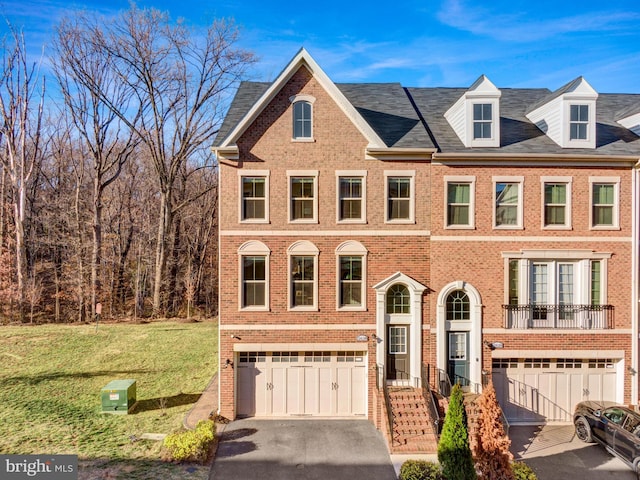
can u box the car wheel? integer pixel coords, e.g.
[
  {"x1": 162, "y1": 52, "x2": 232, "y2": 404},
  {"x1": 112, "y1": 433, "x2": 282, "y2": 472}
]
[{"x1": 574, "y1": 417, "x2": 593, "y2": 443}]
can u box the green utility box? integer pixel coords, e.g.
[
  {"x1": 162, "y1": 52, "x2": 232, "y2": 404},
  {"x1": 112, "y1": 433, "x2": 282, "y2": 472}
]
[{"x1": 101, "y1": 379, "x2": 137, "y2": 414}]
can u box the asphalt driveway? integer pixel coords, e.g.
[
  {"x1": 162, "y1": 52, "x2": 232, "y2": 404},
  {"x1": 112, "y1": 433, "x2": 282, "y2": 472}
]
[
  {"x1": 510, "y1": 424, "x2": 636, "y2": 479},
  {"x1": 209, "y1": 418, "x2": 397, "y2": 480}
]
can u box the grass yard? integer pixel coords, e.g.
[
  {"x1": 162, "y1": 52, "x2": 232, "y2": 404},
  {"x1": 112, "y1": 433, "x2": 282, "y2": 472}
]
[{"x1": 0, "y1": 319, "x2": 218, "y2": 480}]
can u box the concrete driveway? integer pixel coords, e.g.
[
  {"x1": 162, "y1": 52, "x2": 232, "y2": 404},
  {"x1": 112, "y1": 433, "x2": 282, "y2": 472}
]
[
  {"x1": 209, "y1": 418, "x2": 396, "y2": 480},
  {"x1": 510, "y1": 424, "x2": 636, "y2": 479}
]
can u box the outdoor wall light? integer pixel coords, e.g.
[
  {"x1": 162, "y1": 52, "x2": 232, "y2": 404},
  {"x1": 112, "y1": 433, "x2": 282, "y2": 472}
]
[
  {"x1": 224, "y1": 359, "x2": 234, "y2": 369},
  {"x1": 628, "y1": 367, "x2": 637, "y2": 376},
  {"x1": 483, "y1": 340, "x2": 504, "y2": 350},
  {"x1": 230, "y1": 334, "x2": 241, "y2": 340}
]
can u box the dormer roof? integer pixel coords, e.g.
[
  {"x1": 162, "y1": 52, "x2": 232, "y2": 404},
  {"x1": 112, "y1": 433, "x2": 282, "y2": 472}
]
[
  {"x1": 525, "y1": 77, "x2": 598, "y2": 149},
  {"x1": 444, "y1": 75, "x2": 502, "y2": 148},
  {"x1": 616, "y1": 101, "x2": 640, "y2": 137}
]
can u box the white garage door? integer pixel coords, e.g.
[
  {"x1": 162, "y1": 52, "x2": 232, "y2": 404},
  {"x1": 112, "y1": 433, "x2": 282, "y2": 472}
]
[
  {"x1": 493, "y1": 357, "x2": 618, "y2": 423},
  {"x1": 236, "y1": 351, "x2": 367, "y2": 417}
]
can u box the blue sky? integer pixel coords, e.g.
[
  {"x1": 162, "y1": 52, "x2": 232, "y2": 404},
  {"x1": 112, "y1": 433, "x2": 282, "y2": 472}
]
[{"x1": 2, "y1": 0, "x2": 640, "y2": 93}]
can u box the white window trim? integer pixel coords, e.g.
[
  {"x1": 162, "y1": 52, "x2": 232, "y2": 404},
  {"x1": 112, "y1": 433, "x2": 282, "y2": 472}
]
[
  {"x1": 290, "y1": 94, "x2": 315, "y2": 142},
  {"x1": 336, "y1": 170, "x2": 367, "y2": 224},
  {"x1": 444, "y1": 175, "x2": 476, "y2": 229},
  {"x1": 287, "y1": 240, "x2": 319, "y2": 311},
  {"x1": 541, "y1": 176, "x2": 572, "y2": 230},
  {"x1": 238, "y1": 170, "x2": 270, "y2": 224},
  {"x1": 589, "y1": 176, "x2": 620, "y2": 231},
  {"x1": 287, "y1": 170, "x2": 319, "y2": 224},
  {"x1": 384, "y1": 170, "x2": 416, "y2": 224},
  {"x1": 492, "y1": 176, "x2": 524, "y2": 230},
  {"x1": 563, "y1": 100, "x2": 596, "y2": 149},
  {"x1": 468, "y1": 99, "x2": 500, "y2": 147},
  {"x1": 335, "y1": 241, "x2": 368, "y2": 311},
  {"x1": 237, "y1": 241, "x2": 271, "y2": 311}
]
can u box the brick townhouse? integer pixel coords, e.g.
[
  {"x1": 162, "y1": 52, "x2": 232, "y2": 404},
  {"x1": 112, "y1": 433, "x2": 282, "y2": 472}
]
[{"x1": 212, "y1": 48, "x2": 640, "y2": 440}]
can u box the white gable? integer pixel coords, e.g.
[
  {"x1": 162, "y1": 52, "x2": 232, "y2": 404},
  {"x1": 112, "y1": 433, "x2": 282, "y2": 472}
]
[
  {"x1": 526, "y1": 77, "x2": 598, "y2": 149},
  {"x1": 444, "y1": 75, "x2": 501, "y2": 148}
]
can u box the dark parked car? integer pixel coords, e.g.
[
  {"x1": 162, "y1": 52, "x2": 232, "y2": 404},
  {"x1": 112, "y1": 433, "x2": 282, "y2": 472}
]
[{"x1": 574, "y1": 401, "x2": 640, "y2": 478}]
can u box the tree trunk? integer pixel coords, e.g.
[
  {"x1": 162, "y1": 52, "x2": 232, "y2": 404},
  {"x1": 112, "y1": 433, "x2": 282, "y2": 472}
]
[{"x1": 152, "y1": 191, "x2": 171, "y2": 315}]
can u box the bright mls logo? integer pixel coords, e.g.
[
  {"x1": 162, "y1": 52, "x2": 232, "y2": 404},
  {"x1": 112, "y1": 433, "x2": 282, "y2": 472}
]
[{"x1": 1, "y1": 455, "x2": 77, "y2": 479}]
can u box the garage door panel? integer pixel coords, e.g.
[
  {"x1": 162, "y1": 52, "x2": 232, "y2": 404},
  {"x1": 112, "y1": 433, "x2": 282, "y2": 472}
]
[
  {"x1": 495, "y1": 358, "x2": 620, "y2": 424},
  {"x1": 237, "y1": 351, "x2": 367, "y2": 418}
]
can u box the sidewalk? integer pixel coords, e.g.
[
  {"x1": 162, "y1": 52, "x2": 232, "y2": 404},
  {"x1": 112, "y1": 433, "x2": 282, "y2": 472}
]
[{"x1": 183, "y1": 373, "x2": 218, "y2": 430}]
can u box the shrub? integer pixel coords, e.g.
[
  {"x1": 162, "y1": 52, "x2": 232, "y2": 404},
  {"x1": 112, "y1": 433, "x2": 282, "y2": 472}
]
[
  {"x1": 511, "y1": 462, "x2": 537, "y2": 480},
  {"x1": 437, "y1": 384, "x2": 477, "y2": 480},
  {"x1": 474, "y1": 380, "x2": 514, "y2": 479},
  {"x1": 399, "y1": 460, "x2": 443, "y2": 480},
  {"x1": 162, "y1": 419, "x2": 216, "y2": 463}
]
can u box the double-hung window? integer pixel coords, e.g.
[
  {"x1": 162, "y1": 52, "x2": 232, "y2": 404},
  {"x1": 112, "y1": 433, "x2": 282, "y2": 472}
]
[
  {"x1": 288, "y1": 171, "x2": 318, "y2": 223},
  {"x1": 240, "y1": 171, "x2": 269, "y2": 222},
  {"x1": 494, "y1": 177, "x2": 523, "y2": 228},
  {"x1": 288, "y1": 241, "x2": 319, "y2": 311},
  {"x1": 542, "y1": 177, "x2": 571, "y2": 229},
  {"x1": 337, "y1": 171, "x2": 366, "y2": 223},
  {"x1": 590, "y1": 177, "x2": 619, "y2": 229},
  {"x1": 385, "y1": 172, "x2": 414, "y2": 223},
  {"x1": 336, "y1": 241, "x2": 367, "y2": 310},
  {"x1": 238, "y1": 241, "x2": 270, "y2": 311},
  {"x1": 446, "y1": 176, "x2": 475, "y2": 228},
  {"x1": 570, "y1": 105, "x2": 589, "y2": 141},
  {"x1": 473, "y1": 103, "x2": 492, "y2": 139}
]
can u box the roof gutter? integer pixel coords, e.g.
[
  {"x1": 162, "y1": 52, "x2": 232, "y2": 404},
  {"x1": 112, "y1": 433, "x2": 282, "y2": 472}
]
[{"x1": 433, "y1": 152, "x2": 640, "y2": 165}]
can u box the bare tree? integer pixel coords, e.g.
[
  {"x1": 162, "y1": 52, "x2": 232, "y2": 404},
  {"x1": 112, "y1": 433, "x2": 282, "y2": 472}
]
[
  {"x1": 0, "y1": 22, "x2": 45, "y2": 320},
  {"x1": 52, "y1": 15, "x2": 141, "y2": 319},
  {"x1": 54, "y1": 6, "x2": 255, "y2": 315}
]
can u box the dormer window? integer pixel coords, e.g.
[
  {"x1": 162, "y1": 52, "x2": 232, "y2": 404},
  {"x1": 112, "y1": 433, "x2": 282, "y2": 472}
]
[
  {"x1": 444, "y1": 75, "x2": 501, "y2": 148},
  {"x1": 290, "y1": 94, "x2": 315, "y2": 141},
  {"x1": 473, "y1": 104, "x2": 493, "y2": 139},
  {"x1": 569, "y1": 105, "x2": 589, "y2": 140},
  {"x1": 526, "y1": 77, "x2": 597, "y2": 149}
]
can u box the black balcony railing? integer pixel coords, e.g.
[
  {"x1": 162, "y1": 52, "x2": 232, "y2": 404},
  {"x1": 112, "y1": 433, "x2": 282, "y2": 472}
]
[{"x1": 503, "y1": 304, "x2": 613, "y2": 329}]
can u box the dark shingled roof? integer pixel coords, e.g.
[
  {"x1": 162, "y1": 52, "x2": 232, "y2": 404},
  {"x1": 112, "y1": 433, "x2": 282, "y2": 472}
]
[{"x1": 214, "y1": 78, "x2": 640, "y2": 156}]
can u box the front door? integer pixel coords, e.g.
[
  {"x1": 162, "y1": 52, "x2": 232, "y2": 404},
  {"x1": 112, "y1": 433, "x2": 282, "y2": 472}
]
[
  {"x1": 387, "y1": 325, "x2": 409, "y2": 381},
  {"x1": 448, "y1": 331, "x2": 470, "y2": 386}
]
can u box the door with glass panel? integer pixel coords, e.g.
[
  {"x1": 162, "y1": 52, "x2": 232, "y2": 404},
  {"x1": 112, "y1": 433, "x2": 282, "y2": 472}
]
[
  {"x1": 531, "y1": 262, "x2": 575, "y2": 327},
  {"x1": 448, "y1": 332, "x2": 470, "y2": 387},
  {"x1": 387, "y1": 325, "x2": 409, "y2": 381}
]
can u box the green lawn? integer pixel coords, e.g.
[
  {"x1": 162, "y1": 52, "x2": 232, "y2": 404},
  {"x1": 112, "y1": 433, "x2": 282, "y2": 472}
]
[{"x1": 0, "y1": 320, "x2": 218, "y2": 480}]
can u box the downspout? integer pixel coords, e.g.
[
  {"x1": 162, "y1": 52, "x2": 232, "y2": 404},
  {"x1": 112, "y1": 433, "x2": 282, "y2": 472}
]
[{"x1": 632, "y1": 161, "x2": 639, "y2": 406}]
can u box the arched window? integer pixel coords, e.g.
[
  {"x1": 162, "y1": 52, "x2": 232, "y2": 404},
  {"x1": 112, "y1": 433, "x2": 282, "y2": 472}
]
[
  {"x1": 290, "y1": 94, "x2": 315, "y2": 140},
  {"x1": 446, "y1": 290, "x2": 469, "y2": 320},
  {"x1": 386, "y1": 284, "x2": 410, "y2": 314}
]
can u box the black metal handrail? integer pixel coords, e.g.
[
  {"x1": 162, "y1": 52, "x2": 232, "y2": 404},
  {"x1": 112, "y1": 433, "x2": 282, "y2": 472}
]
[
  {"x1": 503, "y1": 304, "x2": 613, "y2": 329},
  {"x1": 421, "y1": 364, "x2": 442, "y2": 436}
]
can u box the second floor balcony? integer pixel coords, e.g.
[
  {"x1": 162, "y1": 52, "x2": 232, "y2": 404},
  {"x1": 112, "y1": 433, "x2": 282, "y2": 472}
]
[{"x1": 503, "y1": 304, "x2": 614, "y2": 330}]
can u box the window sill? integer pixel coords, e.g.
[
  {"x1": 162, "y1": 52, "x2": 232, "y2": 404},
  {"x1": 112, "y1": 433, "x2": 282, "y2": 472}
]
[
  {"x1": 445, "y1": 225, "x2": 475, "y2": 230},
  {"x1": 590, "y1": 225, "x2": 620, "y2": 231},
  {"x1": 289, "y1": 219, "x2": 318, "y2": 224},
  {"x1": 291, "y1": 138, "x2": 315, "y2": 143},
  {"x1": 385, "y1": 219, "x2": 415, "y2": 225},
  {"x1": 541, "y1": 225, "x2": 572, "y2": 231},
  {"x1": 337, "y1": 219, "x2": 367, "y2": 225},
  {"x1": 240, "y1": 306, "x2": 270, "y2": 312},
  {"x1": 240, "y1": 219, "x2": 270, "y2": 224},
  {"x1": 493, "y1": 225, "x2": 523, "y2": 230},
  {"x1": 337, "y1": 306, "x2": 366, "y2": 312},
  {"x1": 288, "y1": 306, "x2": 319, "y2": 312}
]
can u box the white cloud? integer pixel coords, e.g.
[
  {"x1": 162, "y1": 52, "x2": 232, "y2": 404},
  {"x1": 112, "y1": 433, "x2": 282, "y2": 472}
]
[{"x1": 437, "y1": 0, "x2": 640, "y2": 42}]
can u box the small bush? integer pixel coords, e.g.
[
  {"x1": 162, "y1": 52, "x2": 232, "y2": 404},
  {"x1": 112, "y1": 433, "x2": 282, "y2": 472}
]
[
  {"x1": 511, "y1": 461, "x2": 537, "y2": 480},
  {"x1": 162, "y1": 419, "x2": 216, "y2": 463},
  {"x1": 399, "y1": 460, "x2": 443, "y2": 480}
]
